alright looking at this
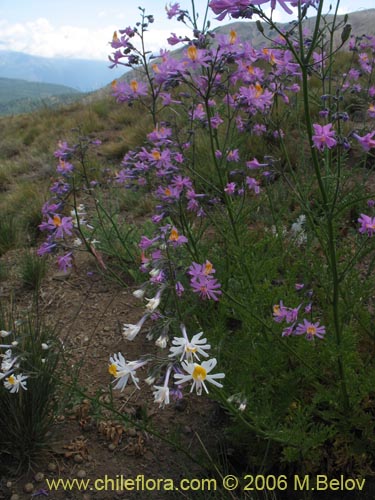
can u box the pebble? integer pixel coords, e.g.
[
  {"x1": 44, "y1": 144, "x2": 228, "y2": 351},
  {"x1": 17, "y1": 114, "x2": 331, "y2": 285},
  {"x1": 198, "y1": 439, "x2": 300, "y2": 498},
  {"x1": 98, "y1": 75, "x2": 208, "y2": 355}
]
[
  {"x1": 47, "y1": 462, "x2": 57, "y2": 472},
  {"x1": 74, "y1": 454, "x2": 84, "y2": 463},
  {"x1": 10, "y1": 495, "x2": 20, "y2": 500},
  {"x1": 34, "y1": 472, "x2": 44, "y2": 482},
  {"x1": 127, "y1": 428, "x2": 137, "y2": 437},
  {"x1": 77, "y1": 470, "x2": 87, "y2": 478},
  {"x1": 23, "y1": 483, "x2": 34, "y2": 493},
  {"x1": 6, "y1": 481, "x2": 12, "y2": 488},
  {"x1": 108, "y1": 443, "x2": 116, "y2": 452}
]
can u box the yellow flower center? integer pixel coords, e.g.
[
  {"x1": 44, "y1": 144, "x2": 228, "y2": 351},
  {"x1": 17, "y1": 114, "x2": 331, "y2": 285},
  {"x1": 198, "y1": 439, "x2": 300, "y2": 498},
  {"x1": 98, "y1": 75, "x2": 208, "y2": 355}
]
[
  {"x1": 273, "y1": 305, "x2": 280, "y2": 314},
  {"x1": 152, "y1": 150, "x2": 161, "y2": 160},
  {"x1": 164, "y1": 188, "x2": 171, "y2": 196},
  {"x1": 169, "y1": 228, "x2": 179, "y2": 241},
  {"x1": 53, "y1": 215, "x2": 62, "y2": 227},
  {"x1": 130, "y1": 80, "x2": 139, "y2": 92},
  {"x1": 152, "y1": 64, "x2": 160, "y2": 73},
  {"x1": 306, "y1": 326, "x2": 317, "y2": 336},
  {"x1": 204, "y1": 261, "x2": 213, "y2": 275},
  {"x1": 108, "y1": 364, "x2": 118, "y2": 377},
  {"x1": 7, "y1": 375, "x2": 16, "y2": 385},
  {"x1": 112, "y1": 31, "x2": 119, "y2": 43},
  {"x1": 111, "y1": 79, "x2": 117, "y2": 88},
  {"x1": 247, "y1": 65, "x2": 255, "y2": 75},
  {"x1": 192, "y1": 365, "x2": 207, "y2": 381},
  {"x1": 229, "y1": 30, "x2": 237, "y2": 44},
  {"x1": 255, "y1": 83, "x2": 263, "y2": 98},
  {"x1": 186, "y1": 345, "x2": 198, "y2": 353},
  {"x1": 187, "y1": 45, "x2": 198, "y2": 61},
  {"x1": 366, "y1": 223, "x2": 375, "y2": 230}
]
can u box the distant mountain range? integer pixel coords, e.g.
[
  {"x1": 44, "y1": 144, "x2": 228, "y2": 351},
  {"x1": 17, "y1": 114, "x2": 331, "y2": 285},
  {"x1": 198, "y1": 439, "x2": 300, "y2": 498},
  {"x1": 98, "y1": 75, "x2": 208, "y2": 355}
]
[{"x1": 0, "y1": 51, "x2": 126, "y2": 92}]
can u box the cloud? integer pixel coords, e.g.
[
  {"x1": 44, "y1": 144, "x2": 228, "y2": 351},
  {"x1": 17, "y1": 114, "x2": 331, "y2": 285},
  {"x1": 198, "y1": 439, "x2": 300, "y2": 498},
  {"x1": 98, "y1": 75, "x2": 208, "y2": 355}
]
[
  {"x1": 0, "y1": 18, "x2": 118, "y2": 60},
  {"x1": 0, "y1": 17, "x2": 192, "y2": 61}
]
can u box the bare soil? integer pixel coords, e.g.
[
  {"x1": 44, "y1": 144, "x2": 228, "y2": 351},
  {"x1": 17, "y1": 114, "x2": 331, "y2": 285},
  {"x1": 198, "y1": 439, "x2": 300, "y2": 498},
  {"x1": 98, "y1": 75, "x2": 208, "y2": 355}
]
[{"x1": 0, "y1": 249, "x2": 227, "y2": 500}]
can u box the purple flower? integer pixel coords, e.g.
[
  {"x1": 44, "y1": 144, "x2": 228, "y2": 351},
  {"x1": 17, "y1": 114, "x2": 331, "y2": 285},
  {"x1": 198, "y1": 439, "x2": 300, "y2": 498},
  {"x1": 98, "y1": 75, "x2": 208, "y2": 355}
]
[
  {"x1": 39, "y1": 215, "x2": 73, "y2": 239},
  {"x1": 57, "y1": 252, "x2": 73, "y2": 273},
  {"x1": 312, "y1": 123, "x2": 337, "y2": 151},
  {"x1": 224, "y1": 182, "x2": 237, "y2": 195},
  {"x1": 175, "y1": 282, "x2": 185, "y2": 297},
  {"x1": 282, "y1": 324, "x2": 295, "y2": 337},
  {"x1": 168, "y1": 228, "x2": 188, "y2": 247},
  {"x1": 286, "y1": 305, "x2": 301, "y2": 323},
  {"x1": 227, "y1": 149, "x2": 240, "y2": 162},
  {"x1": 190, "y1": 276, "x2": 222, "y2": 301},
  {"x1": 295, "y1": 319, "x2": 326, "y2": 340},
  {"x1": 273, "y1": 301, "x2": 288, "y2": 323},
  {"x1": 208, "y1": 0, "x2": 256, "y2": 20},
  {"x1": 166, "y1": 2, "x2": 181, "y2": 19},
  {"x1": 246, "y1": 158, "x2": 268, "y2": 169},
  {"x1": 352, "y1": 131, "x2": 375, "y2": 152},
  {"x1": 37, "y1": 241, "x2": 56, "y2": 256},
  {"x1": 358, "y1": 214, "x2": 375, "y2": 237},
  {"x1": 246, "y1": 176, "x2": 260, "y2": 194},
  {"x1": 139, "y1": 236, "x2": 160, "y2": 250},
  {"x1": 56, "y1": 159, "x2": 74, "y2": 176}
]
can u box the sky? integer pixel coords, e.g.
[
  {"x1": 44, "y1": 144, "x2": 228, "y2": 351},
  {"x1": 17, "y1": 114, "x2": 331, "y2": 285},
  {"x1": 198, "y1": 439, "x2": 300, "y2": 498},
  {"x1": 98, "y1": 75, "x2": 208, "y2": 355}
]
[{"x1": 0, "y1": 0, "x2": 374, "y2": 61}]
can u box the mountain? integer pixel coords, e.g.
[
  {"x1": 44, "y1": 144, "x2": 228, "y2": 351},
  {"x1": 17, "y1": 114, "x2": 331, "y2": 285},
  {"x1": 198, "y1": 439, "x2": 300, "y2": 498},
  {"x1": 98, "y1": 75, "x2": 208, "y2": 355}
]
[
  {"x1": 212, "y1": 8, "x2": 375, "y2": 47},
  {"x1": 0, "y1": 51, "x2": 126, "y2": 92},
  {"x1": 0, "y1": 77, "x2": 82, "y2": 115}
]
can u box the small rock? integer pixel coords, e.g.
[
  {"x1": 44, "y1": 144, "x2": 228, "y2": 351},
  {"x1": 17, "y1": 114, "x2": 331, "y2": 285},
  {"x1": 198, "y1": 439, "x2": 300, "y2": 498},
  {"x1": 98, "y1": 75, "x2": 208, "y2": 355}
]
[
  {"x1": 82, "y1": 494, "x2": 91, "y2": 500},
  {"x1": 10, "y1": 495, "x2": 20, "y2": 500},
  {"x1": 108, "y1": 443, "x2": 116, "y2": 452},
  {"x1": 74, "y1": 454, "x2": 84, "y2": 464},
  {"x1": 127, "y1": 428, "x2": 137, "y2": 437},
  {"x1": 34, "y1": 472, "x2": 44, "y2": 482},
  {"x1": 47, "y1": 462, "x2": 57, "y2": 472},
  {"x1": 77, "y1": 470, "x2": 86, "y2": 479},
  {"x1": 103, "y1": 326, "x2": 110, "y2": 332},
  {"x1": 183, "y1": 425, "x2": 192, "y2": 435},
  {"x1": 23, "y1": 483, "x2": 34, "y2": 493},
  {"x1": 144, "y1": 451, "x2": 154, "y2": 461},
  {"x1": 6, "y1": 481, "x2": 12, "y2": 488}
]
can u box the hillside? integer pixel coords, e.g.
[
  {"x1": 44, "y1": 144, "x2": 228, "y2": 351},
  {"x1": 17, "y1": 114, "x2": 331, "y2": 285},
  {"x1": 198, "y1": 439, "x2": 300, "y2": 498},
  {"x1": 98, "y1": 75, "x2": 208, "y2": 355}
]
[{"x1": 0, "y1": 77, "x2": 82, "y2": 116}]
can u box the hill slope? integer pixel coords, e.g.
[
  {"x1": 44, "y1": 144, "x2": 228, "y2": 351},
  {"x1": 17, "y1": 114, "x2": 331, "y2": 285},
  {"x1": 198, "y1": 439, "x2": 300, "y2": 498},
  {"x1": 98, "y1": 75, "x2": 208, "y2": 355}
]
[{"x1": 0, "y1": 77, "x2": 82, "y2": 115}]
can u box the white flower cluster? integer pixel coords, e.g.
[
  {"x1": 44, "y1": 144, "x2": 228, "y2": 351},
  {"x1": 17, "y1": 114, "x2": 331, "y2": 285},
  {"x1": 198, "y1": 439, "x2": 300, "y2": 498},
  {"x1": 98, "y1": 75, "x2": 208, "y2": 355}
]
[
  {"x1": 108, "y1": 324, "x2": 225, "y2": 408},
  {"x1": 0, "y1": 330, "x2": 28, "y2": 394}
]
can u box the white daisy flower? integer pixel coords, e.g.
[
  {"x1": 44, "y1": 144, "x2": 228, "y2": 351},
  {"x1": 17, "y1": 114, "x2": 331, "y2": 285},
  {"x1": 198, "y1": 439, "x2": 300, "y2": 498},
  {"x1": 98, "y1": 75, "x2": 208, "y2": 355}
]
[
  {"x1": 4, "y1": 373, "x2": 28, "y2": 393},
  {"x1": 145, "y1": 289, "x2": 162, "y2": 312},
  {"x1": 152, "y1": 385, "x2": 170, "y2": 408},
  {"x1": 169, "y1": 325, "x2": 210, "y2": 362},
  {"x1": 155, "y1": 336, "x2": 167, "y2": 349},
  {"x1": 174, "y1": 358, "x2": 225, "y2": 396},
  {"x1": 108, "y1": 352, "x2": 147, "y2": 391},
  {"x1": 152, "y1": 366, "x2": 172, "y2": 408},
  {"x1": 122, "y1": 314, "x2": 148, "y2": 341},
  {"x1": 1, "y1": 350, "x2": 18, "y2": 372},
  {"x1": 132, "y1": 289, "x2": 145, "y2": 299}
]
